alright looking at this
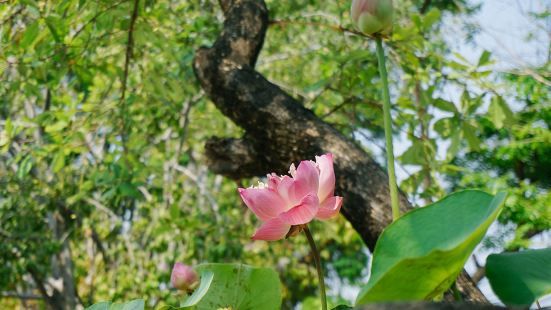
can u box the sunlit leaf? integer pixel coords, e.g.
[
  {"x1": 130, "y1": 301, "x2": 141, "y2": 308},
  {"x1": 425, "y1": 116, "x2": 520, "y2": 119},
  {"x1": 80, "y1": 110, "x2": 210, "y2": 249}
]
[
  {"x1": 20, "y1": 21, "x2": 40, "y2": 49},
  {"x1": 185, "y1": 263, "x2": 282, "y2": 310},
  {"x1": 85, "y1": 299, "x2": 144, "y2": 310},
  {"x1": 179, "y1": 271, "x2": 214, "y2": 308},
  {"x1": 477, "y1": 50, "x2": 492, "y2": 67},
  {"x1": 462, "y1": 122, "x2": 481, "y2": 151},
  {"x1": 432, "y1": 99, "x2": 457, "y2": 113},
  {"x1": 488, "y1": 96, "x2": 514, "y2": 129},
  {"x1": 356, "y1": 191, "x2": 507, "y2": 305}
]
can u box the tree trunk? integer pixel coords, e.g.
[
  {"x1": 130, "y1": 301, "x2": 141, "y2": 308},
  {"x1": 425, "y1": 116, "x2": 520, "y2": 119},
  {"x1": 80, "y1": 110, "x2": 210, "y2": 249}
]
[
  {"x1": 48, "y1": 212, "x2": 80, "y2": 310},
  {"x1": 193, "y1": 0, "x2": 488, "y2": 304}
]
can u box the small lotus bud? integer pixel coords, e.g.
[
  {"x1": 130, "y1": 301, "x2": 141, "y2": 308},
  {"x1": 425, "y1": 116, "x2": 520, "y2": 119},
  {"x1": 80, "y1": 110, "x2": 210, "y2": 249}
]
[
  {"x1": 351, "y1": 0, "x2": 393, "y2": 35},
  {"x1": 170, "y1": 262, "x2": 199, "y2": 291}
]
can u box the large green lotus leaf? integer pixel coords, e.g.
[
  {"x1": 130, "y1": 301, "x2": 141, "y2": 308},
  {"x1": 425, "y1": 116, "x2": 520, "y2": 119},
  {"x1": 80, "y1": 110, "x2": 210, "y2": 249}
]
[
  {"x1": 85, "y1": 299, "x2": 144, "y2": 310},
  {"x1": 356, "y1": 190, "x2": 506, "y2": 305},
  {"x1": 486, "y1": 248, "x2": 551, "y2": 306},
  {"x1": 186, "y1": 263, "x2": 281, "y2": 310},
  {"x1": 180, "y1": 271, "x2": 214, "y2": 308}
]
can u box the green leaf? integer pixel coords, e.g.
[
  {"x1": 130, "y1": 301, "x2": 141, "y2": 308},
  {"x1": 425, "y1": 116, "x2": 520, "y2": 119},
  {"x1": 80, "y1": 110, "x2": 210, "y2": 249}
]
[
  {"x1": 113, "y1": 299, "x2": 145, "y2": 310},
  {"x1": 45, "y1": 17, "x2": 62, "y2": 42},
  {"x1": 118, "y1": 182, "x2": 142, "y2": 199},
  {"x1": 45, "y1": 121, "x2": 68, "y2": 133},
  {"x1": 356, "y1": 191, "x2": 507, "y2": 305},
  {"x1": 17, "y1": 155, "x2": 34, "y2": 179},
  {"x1": 400, "y1": 140, "x2": 425, "y2": 165},
  {"x1": 188, "y1": 263, "x2": 281, "y2": 310},
  {"x1": 19, "y1": 0, "x2": 39, "y2": 8},
  {"x1": 488, "y1": 96, "x2": 514, "y2": 129},
  {"x1": 180, "y1": 271, "x2": 214, "y2": 308},
  {"x1": 0, "y1": 130, "x2": 9, "y2": 149},
  {"x1": 51, "y1": 152, "x2": 65, "y2": 173},
  {"x1": 433, "y1": 117, "x2": 456, "y2": 138},
  {"x1": 85, "y1": 299, "x2": 144, "y2": 310},
  {"x1": 462, "y1": 122, "x2": 481, "y2": 151},
  {"x1": 486, "y1": 248, "x2": 551, "y2": 306},
  {"x1": 477, "y1": 50, "x2": 492, "y2": 67},
  {"x1": 85, "y1": 302, "x2": 110, "y2": 310},
  {"x1": 331, "y1": 306, "x2": 353, "y2": 310},
  {"x1": 432, "y1": 99, "x2": 457, "y2": 113},
  {"x1": 5, "y1": 118, "x2": 13, "y2": 136},
  {"x1": 422, "y1": 9, "x2": 441, "y2": 30},
  {"x1": 20, "y1": 21, "x2": 40, "y2": 49}
]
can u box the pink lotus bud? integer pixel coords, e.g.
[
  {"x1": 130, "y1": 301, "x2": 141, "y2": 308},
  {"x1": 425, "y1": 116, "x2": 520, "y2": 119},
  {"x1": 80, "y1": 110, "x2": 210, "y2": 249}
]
[
  {"x1": 351, "y1": 0, "x2": 393, "y2": 35},
  {"x1": 170, "y1": 262, "x2": 198, "y2": 291}
]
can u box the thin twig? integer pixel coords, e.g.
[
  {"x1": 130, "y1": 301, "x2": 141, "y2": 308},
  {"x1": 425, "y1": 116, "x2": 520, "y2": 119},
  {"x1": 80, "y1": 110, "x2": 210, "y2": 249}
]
[
  {"x1": 120, "y1": 0, "x2": 140, "y2": 153},
  {"x1": 72, "y1": 0, "x2": 129, "y2": 39},
  {"x1": 1, "y1": 292, "x2": 44, "y2": 300},
  {"x1": 269, "y1": 19, "x2": 373, "y2": 39},
  {"x1": 177, "y1": 92, "x2": 203, "y2": 159}
]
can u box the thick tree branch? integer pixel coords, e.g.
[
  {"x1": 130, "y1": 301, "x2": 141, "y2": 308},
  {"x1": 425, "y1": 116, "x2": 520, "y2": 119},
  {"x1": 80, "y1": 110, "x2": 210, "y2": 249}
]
[
  {"x1": 359, "y1": 302, "x2": 524, "y2": 310},
  {"x1": 193, "y1": 0, "x2": 488, "y2": 304}
]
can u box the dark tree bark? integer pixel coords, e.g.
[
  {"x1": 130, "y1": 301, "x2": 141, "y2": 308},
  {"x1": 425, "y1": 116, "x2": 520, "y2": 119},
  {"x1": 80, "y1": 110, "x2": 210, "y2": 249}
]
[
  {"x1": 358, "y1": 302, "x2": 525, "y2": 310},
  {"x1": 194, "y1": 0, "x2": 489, "y2": 305}
]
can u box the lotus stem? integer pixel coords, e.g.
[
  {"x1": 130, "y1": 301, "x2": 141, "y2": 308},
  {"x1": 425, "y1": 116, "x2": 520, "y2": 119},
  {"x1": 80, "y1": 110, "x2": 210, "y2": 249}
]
[
  {"x1": 304, "y1": 225, "x2": 327, "y2": 310},
  {"x1": 375, "y1": 36, "x2": 400, "y2": 221}
]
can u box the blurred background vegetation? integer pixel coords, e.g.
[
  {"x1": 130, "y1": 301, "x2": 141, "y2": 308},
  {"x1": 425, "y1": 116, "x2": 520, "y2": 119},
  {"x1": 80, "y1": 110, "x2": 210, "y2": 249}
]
[{"x1": 0, "y1": 0, "x2": 549, "y2": 309}]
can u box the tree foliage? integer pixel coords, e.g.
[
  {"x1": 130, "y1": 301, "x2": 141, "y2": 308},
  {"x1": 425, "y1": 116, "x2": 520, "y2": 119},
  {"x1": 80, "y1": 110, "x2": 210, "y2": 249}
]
[{"x1": 0, "y1": 0, "x2": 549, "y2": 308}]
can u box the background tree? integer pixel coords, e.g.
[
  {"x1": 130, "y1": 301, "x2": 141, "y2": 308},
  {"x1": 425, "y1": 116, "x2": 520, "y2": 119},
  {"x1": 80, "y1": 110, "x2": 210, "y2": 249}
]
[{"x1": 0, "y1": 0, "x2": 549, "y2": 309}]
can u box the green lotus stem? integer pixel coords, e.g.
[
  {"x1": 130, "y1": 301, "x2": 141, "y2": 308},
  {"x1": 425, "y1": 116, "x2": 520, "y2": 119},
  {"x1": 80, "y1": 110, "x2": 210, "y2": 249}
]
[
  {"x1": 452, "y1": 281, "x2": 463, "y2": 301},
  {"x1": 375, "y1": 36, "x2": 401, "y2": 221},
  {"x1": 376, "y1": 36, "x2": 400, "y2": 221},
  {"x1": 304, "y1": 225, "x2": 327, "y2": 310}
]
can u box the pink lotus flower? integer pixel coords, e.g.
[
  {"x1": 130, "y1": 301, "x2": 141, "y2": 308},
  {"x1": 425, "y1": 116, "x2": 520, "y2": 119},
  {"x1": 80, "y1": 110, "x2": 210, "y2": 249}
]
[
  {"x1": 351, "y1": 0, "x2": 393, "y2": 35},
  {"x1": 239, "y1": 153, "x2": 343, "y2": 241},
  {"x1": 171, "y1": 262, "x2": 198, "y2": 291}
]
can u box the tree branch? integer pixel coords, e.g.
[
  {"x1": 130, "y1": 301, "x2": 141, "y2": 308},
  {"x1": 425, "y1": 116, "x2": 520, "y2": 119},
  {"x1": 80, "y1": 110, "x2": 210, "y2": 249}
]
[
  {"x1": 120, "y1": 0, "x2": 140, "y2": 154},
  {"x1": 121, "y1": 0, "x2": 139, "y2": 103},
  {"x1": 1, "y1": 292, "x2": 44, "y2": 300},
  {"x1": 27, "y1": 266, "x2": 55, "y2": 307}
]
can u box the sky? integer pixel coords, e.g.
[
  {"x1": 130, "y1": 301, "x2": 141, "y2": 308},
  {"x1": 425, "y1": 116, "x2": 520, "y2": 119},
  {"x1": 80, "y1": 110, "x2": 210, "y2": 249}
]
[
  {"x1": 459, "y1": 0, "x2": 549, "y2": 67},
  {"x1": 393, "y1": 0, "x2": 549, "y2": 181}
]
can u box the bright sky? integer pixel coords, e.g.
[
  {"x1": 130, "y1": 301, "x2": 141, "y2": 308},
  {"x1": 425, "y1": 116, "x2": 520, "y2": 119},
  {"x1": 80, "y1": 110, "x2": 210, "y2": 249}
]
[
  {"x1": 464, "y1": 0, "x2": 549, "y2": 68},
  {"x1": 394, "y1": 0, "x2": 549, "y2": 179}
]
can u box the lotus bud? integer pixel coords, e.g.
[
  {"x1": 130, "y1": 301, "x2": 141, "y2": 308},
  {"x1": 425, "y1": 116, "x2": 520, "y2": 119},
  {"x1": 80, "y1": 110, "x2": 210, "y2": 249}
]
[
  {"x1": 170, "y1": 262, "x2": 199, "y2": 291},
  {"x1": 351, "y1": 0, "x2": 393, "y2": 35}
]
